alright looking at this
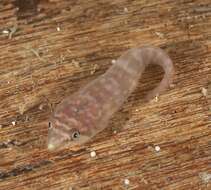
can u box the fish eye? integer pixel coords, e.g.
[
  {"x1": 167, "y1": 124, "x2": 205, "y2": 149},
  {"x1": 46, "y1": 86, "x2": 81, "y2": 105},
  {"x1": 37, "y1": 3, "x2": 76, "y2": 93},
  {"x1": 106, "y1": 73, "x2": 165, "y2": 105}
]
[{"x1": 72, "y1": 131, "x2": 80, "y2": 140}]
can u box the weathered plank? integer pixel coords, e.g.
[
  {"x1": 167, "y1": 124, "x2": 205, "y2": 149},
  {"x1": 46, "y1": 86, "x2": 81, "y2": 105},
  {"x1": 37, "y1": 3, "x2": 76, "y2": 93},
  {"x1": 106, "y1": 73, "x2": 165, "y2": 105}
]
[{"x1": 0, "y1": 0, "x2": 210, "y2": 189}]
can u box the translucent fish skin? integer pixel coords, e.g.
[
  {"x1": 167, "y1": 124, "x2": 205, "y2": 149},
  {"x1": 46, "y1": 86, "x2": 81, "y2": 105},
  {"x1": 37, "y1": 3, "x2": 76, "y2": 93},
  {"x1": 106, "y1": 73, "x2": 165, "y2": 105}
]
[{"x1": 47, "y1": 46, "x2": 174, "y2": 151}]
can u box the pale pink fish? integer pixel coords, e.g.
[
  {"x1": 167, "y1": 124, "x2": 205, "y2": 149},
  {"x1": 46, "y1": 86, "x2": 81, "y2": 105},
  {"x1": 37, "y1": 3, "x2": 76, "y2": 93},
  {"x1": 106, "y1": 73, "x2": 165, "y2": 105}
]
[{"x1": 47, "y1": 46, "x2": 174, "y2": 151}]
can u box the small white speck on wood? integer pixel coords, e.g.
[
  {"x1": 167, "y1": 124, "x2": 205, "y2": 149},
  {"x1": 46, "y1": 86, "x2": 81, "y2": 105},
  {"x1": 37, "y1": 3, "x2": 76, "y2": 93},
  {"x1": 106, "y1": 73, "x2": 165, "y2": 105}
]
[
  {"x1": 150, "y1": 95, "x2": 159, "y2": 104},
  {"x1": 72, "y1": 59, "x2": 80, "y2": 68},
  {"x1": 199, "y1": 172, "x2": 211, "y2": 183},
  {"x1": 155, "y1": 145, "x2": 160, "y2": 152},
  {"x1": 111, "y1": 59, "x2": 116, "y2": 64},
  {"x1": 150, "y1": 94, "x2": 159, "y2": 103},
  {"x1": 56, "y1": 26, "x2": 61, "y2": 31},
  {"x1": 30, "y1": 48, "x2": 42, "y2": 60},
  {"x1": 91, "y1": 64, "x2": 99, "y2": 75},
  {"x1": 11, "y1": 121, "x2": 16, "y2": 126},
  {"x1": 201, "y1": 87, "x2": 207, "y2": 97},
  {"x1": 2, "y1": 29, "x2": 9, "y2": 34},
  {"x1": 124, "y1": 178, "x2": 130, "y2": 185},
  {"x1": 155, "y1": 31, "x2": 165, "y2": 38},
  {"x1": 39, "y1": 103, "x2": 46, "y2": 110},
  {"x1": 124, "y1": 7, "x2": 128, "y2": 12},
  {"x1": 90, "y1": 151, "x2": 96, "y2": 157}
]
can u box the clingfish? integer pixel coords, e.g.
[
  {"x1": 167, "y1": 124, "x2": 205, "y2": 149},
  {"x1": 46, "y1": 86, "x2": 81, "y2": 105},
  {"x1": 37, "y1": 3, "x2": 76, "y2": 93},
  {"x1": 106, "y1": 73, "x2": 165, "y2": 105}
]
[{"x1": 47, "y1": 46, "x2": 174, "y2": 151}]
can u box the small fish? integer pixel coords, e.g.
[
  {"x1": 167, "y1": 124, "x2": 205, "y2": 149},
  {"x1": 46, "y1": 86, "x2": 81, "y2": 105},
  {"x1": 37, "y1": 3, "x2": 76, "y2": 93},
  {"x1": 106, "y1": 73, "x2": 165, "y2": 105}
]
[{"x1": 47, "y1": 46, "x2": 174, "y2": 151}]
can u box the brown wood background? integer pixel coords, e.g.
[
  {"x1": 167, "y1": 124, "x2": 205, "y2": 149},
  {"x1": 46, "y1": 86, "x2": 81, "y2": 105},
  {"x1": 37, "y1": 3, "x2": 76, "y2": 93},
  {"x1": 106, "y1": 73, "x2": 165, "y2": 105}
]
[{"x1": 0, "y1": 0, "x2": 210, "y2": 189}]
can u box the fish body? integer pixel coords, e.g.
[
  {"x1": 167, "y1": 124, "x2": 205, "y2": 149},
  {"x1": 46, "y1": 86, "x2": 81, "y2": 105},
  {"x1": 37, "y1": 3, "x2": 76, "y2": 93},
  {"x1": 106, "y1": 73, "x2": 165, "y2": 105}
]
[{"x1": 47, "y1": 46, "x2": 174, "y2": 151}]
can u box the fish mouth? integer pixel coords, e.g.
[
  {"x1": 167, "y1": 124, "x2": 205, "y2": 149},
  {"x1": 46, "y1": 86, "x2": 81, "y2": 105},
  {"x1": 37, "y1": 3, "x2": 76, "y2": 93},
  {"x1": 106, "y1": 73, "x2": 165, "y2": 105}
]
[{"x1": 47, "y1": 127, "x2": 70, "y2": 151}]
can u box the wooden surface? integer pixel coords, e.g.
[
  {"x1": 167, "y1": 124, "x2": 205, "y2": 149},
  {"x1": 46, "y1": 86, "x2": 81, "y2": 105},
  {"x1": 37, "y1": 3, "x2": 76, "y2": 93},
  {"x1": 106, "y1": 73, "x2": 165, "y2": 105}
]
[{"x1": 0, "y1": 0, "x2": 211, "y2": 189}]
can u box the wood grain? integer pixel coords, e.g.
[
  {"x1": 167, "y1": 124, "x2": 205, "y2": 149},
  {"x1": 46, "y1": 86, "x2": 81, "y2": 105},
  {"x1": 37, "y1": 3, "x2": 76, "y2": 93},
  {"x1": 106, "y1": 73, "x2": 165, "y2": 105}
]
[{"x1": 0, "y1": 0, "x2": 210, "y2": 189}]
